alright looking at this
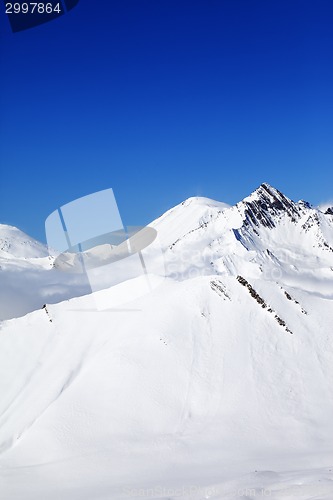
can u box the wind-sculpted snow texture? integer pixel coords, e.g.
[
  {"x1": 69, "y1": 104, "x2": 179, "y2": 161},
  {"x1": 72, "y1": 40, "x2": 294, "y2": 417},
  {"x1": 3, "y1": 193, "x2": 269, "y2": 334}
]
[{"x1": 0, "y1": 183, "x2": 333, "y2": 499}]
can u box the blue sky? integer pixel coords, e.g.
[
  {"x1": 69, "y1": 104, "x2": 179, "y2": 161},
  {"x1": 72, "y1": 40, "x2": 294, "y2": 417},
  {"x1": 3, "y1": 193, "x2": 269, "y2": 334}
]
[{"x1": 1, "y1": 0, "x2": 332, "y2": 242}]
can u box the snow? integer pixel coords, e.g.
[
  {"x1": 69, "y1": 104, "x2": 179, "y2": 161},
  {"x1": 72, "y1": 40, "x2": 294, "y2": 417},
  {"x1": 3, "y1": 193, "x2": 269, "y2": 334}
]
[
  {"x1": 0, "y1": 183, "x2": 333, "y2": 499},
  {"x1": 0, "y1": 224, "x2": 49, "y2": 259}
]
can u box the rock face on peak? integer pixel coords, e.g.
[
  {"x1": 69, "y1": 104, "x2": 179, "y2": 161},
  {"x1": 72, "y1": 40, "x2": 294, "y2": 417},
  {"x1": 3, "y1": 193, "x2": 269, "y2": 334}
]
[{"x1": 239, "y1": 182, "x2": 299, "y2": 229}]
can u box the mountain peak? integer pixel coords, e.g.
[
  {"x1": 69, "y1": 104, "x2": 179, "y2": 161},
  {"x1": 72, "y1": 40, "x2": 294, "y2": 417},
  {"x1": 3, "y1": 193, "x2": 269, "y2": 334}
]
[
  {"x1": 240, "y1": 182, "x2": 299, "y2": 229},
  {"x1": 253, "y1": 182, "x2": 289, "y2": 200},
  {"x1": 180, "y1": 196, "x2": 231, "y2": 211}
]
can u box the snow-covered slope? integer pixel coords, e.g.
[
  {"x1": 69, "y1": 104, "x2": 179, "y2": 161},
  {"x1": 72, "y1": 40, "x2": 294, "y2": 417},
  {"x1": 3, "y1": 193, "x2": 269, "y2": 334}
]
[
  {"x1": 0, "y1": 183, "x2": 333, "y2": 499},
  {"x1": 0, "y1": 225, "x2": 90, "y2": 321},
  {"x1": 0, "y1": 224, "x2": 49, "y2": 259}
]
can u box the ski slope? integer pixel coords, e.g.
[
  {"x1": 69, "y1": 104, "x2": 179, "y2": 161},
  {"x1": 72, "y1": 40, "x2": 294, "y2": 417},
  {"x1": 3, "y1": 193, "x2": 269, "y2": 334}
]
[{"x1": 0, "y1": 183, "x2": 333, "y2": 499}]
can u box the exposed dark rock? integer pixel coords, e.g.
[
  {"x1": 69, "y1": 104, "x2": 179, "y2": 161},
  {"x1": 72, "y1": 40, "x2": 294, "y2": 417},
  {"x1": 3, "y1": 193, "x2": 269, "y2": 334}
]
[
  {"x1": 241, "y1": 183, "x2": 300, "y2": 230},
  {"x1": 210, "y1": 280, "x2": 231, "y2": 300},
  {"x1": 237, "y1": 276, "x2": 294, "y2": 334}
]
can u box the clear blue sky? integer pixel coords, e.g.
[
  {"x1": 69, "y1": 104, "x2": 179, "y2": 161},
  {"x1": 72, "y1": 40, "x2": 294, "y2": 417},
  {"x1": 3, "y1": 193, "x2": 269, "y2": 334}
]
[{"x1": 1, "y1": 0, "x2": 332, "y2": 242}]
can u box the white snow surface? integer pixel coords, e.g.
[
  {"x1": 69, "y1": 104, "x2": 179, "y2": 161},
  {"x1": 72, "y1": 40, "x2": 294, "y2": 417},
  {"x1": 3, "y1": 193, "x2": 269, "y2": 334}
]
[{"x1": 1, "y1": 183, "x2": 333, "y2": 499}]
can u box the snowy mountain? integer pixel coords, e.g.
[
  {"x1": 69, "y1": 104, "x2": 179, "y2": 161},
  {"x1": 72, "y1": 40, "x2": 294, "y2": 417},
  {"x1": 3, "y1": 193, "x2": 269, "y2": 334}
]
[
  {"x1": 0, "y1": 224, "x2": 49, "y2": 259},
  {"x1": 0, "y1": 183, "x2": 333, "y2": 499},
  {"x1": 1, "y1": 183, "x2": 333, "y2": 320},
  {"x1": 155, "y1": 183, "x2": 333, "y2": 290}
]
